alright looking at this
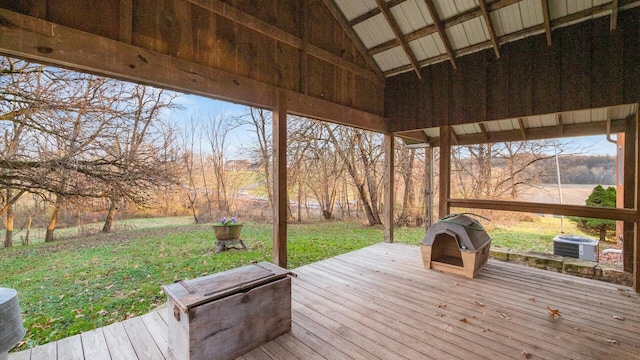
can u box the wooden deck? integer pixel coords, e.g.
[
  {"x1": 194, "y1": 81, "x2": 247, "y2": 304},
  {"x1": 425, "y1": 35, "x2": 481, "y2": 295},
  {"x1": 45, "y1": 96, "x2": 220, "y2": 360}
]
[{"x1": 9, "y1": 243, "x2": 640, "y2": 359}]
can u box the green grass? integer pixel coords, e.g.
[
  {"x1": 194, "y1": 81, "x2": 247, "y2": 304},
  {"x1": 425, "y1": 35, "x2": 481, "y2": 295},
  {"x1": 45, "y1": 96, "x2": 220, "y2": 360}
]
[{"x1": 0, "y1": 216, "x2": 587, "y2": 351}]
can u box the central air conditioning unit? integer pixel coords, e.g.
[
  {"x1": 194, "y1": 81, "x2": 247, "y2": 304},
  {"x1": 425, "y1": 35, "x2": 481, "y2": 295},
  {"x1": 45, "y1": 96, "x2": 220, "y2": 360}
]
[{"x1": 553, "y1": 235, "x2": 599, "y2": 262}]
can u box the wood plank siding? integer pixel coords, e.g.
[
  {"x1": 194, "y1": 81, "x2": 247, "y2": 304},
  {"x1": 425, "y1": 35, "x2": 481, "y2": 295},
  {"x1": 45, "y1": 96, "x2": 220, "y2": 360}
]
[
  {"x1": 10, "y1": 243, "x2": 640, "y2": 359},
  {"x1": 385, "y1": 7, "x2": 640, "y2": 133},
  {"x1": 0, "y1": 0, "x2": 386, "y2": 132}
]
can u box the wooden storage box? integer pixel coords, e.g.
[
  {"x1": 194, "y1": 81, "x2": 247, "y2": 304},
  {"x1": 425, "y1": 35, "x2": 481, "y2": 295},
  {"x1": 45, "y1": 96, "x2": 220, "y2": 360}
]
[
  {"x1": 162, "y1": 262, "x2": 291, "y2": 360},
  {"x1": 420, "y1": 214, "x2": 491, "y2": 279}
]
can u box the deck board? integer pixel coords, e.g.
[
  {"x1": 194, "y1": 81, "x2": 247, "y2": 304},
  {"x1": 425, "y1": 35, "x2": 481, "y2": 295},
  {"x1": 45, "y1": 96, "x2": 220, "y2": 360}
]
[{"x1": 9, "y1": 243, "x2": 640, "y2": 359}]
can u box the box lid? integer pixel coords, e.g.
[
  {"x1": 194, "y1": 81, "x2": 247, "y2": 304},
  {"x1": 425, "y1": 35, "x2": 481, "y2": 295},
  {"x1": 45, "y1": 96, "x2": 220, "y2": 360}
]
[{"x1": 162, "y1": 262, "x2": 290, "y2": 311}]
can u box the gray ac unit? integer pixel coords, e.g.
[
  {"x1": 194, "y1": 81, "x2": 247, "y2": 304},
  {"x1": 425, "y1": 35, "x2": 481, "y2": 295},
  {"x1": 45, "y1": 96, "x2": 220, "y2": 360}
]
[{"x1": 553, "y1": 235, "x2": 599, "y2": 261}]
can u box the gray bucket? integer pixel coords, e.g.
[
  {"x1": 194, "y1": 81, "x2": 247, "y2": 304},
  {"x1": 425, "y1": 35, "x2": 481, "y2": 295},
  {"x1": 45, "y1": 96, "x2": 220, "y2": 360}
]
[{"x1": 0, "y1": 288, "x2": 26, "y2": 360}]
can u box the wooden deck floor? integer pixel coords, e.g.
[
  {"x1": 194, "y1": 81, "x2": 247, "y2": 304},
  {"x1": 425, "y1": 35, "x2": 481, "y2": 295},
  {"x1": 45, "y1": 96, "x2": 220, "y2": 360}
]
[{"x1": 9, "y1": 243, "x2": 640, "y2": 359}]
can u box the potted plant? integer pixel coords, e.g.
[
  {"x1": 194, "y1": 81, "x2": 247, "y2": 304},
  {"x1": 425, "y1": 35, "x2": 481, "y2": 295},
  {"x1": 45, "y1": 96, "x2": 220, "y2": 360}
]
[
  {"x1": 213, "y1": 217, "x2": 246, "y2": 252},
  {"x1": 213, "y1": 217, "x2": 242, "y2": 240}
]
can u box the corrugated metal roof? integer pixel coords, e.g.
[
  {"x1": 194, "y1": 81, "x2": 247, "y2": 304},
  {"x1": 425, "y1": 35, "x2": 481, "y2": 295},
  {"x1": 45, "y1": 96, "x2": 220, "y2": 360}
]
[{"x1": 330, "y1": 0, "x2": 637, "y2": 76}]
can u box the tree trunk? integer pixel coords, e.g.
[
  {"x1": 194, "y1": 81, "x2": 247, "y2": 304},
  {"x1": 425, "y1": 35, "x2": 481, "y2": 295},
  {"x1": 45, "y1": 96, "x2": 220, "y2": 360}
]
[
  {"x1": 4, "y1": 189, "x2": 14, "y2": 248},
  {"x1": 102, "y1": 199, "x2": 117, "y2": 233},
  {"x1": 45, "y1": 205, "x2": 60, "y2": 243},
  {"x1": 23, "y1": 215, "x2": 32, "y2": 245}
]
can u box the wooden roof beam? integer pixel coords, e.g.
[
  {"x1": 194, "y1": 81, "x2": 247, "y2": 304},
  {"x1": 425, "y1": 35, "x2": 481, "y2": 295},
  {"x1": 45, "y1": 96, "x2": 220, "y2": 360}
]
[
  {"x1": 320, "y1": 0, "x2": 385, "y2": 80},
  {"x1": 348, "y1": 0, "x2": 408, "y2": 26},
  {"x1": 478, "y1": 123, "x2": 490, "y2": 141},
  {"x1": 611, "y1": 0, "x2": 619, "y2": 30},
  {"x1": 540, "y1": 0, "x2": 552, "y2": 46},
  {"x1": 375, "y1": 0, "x2": 423, "y2": 79},
  {"x1": 557, "y1": 113, "x2": 564, "y2": 136},
  {"x1": 423, "y1": 0, "x2": 457, "y2": 69},
  {"x1": 518, "y1": 118, "x2": 527, "y2": 140},
  {"x1": 479, "y1": 0, "x2": 500, "y2": 58}
]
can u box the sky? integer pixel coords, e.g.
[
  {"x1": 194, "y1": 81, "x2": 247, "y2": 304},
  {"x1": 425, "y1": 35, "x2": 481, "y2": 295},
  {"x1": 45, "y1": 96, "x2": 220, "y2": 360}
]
[{"x1": 171, "y1": 94, "x2": 617, "y2": 158}]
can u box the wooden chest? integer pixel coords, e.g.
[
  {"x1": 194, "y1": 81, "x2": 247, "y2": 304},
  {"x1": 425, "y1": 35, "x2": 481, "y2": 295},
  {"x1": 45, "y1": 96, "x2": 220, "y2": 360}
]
[{"x1": 162, "y1": 262, "x2": 291, "y2": 360}]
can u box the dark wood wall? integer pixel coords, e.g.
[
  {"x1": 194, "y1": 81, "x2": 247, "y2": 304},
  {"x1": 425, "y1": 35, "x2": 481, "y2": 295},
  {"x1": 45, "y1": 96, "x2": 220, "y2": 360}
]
[
  {"x1": 0, "y1": 0, "x2": 384, "y2": 118},
  {"x1": 386, "y1": 7, "x2": 640, "y2": 133}
]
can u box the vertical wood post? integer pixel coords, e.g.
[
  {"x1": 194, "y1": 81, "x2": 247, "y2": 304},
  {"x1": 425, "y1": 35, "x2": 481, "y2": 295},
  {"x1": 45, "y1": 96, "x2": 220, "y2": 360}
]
[
  {"x1": 384, "y1": 134, "x2": 395, "y2": 243},
  {"x1": 634, "y1": 107, "x2": 640, "y2": 291},
  {"x1": 424, "y1": 146, "x2": 434, "y2": 230},
  {"x1": 624, "y1": 116, "x2": 636, "y2": 273},
  {"x1": 439, "y1": 126, "x2": 452, "y2": 220},
  {"x1": 273, "y1": 91, "x2": 287, "y2": 268}
]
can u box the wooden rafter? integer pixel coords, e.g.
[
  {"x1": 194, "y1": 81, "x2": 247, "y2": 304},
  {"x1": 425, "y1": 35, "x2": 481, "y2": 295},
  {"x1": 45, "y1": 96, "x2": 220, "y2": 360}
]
[
  {"x1": 557, "y1": 113, "x2": 564, "y2": 136},
  {"x1": 374, "y1": 0, "x2": 422, "y2": 79},
  {"x1": 541, "y1": 0, "x2": 552, "y2": 46},
  {"x1": 478, "y1": 0, "x2": 500, "y2": 58},
  {"x1": 348, "y1": 0, "x2": 408, "y2": 26},
  {"x1": 184, "y1": 0, "x2": 382, "y2": 83},
  {"x1": 478, "y1": 123, "x2": 490, "y2": 141},
  {"x1": 611, "y1": 0, "x2": 619, "y2": 30},
  {"x1": 450, "y1": 128, "x2": 459, "y2": 144},
  {"x1": 518, "y1": 118, "x2": 527, "y2": 140},
  {"x1": 320, "y1": 0, "x2": 385, "y2": 80},
  {"x1": 423, "y1": 0, "x2": 457, "y2": 69}
]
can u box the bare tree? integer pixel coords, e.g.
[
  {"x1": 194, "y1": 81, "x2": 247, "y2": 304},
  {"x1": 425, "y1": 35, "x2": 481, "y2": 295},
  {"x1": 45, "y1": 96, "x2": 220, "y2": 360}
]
[{"x1": 239, "y1": 108, "x2": 273, "y2": 206}]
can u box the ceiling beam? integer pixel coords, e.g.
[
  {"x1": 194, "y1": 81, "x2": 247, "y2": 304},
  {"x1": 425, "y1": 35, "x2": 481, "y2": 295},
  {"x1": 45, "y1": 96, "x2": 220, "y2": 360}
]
[
  {"x1": 478, "y1": 123, "x2": 490, "y2": 141},
  {"x1": 395, "y1": 129, "x2": 429, "y2": 143},
  {"x1": 611, "y1": 0, "x2": 619, "y2": 30},
  {"x1": 540, "y1": 0, "x2": 552, "y2": 46},
  {"x1": 518, "y1": 118, "x2": 527, "y2": 140},
  {"x1": 320, "y1": 0, "x2": 385, "y2": 80},
  {"x1": 348, "y1": 0, "x2": 408, "y2": 26},
  {"x1": 478, "y1": 0, "x2": 500, "y2": 58},
  {"x1": 375, "y1": 0, "x2": 423, "y2": 78},
  {"x1": 557, "y1": 113, "x2": 564, "y2": 136},
  {"x1": 184, "y1": 0, "x2": 383, "y2": 83},
  {"x1": 423, "y1": 0, "x2": 457, "y2": 69}
]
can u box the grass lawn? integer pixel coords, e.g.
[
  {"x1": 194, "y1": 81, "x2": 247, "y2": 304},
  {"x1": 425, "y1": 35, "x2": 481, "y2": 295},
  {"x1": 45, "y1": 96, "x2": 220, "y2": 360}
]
[{"x1": 0, "y1": 216, "x2": 593, "y2": 350}]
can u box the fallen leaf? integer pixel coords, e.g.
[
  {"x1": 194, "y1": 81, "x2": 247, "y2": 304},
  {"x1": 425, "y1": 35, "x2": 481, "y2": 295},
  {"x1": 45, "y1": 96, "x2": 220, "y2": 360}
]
[
  {"x1": 435, "y1": 312, "x2": 445, "y2": 317},
  {"x1": 498, "y1": 313, "x2": 511, "y2": 320},
  {"x1": 474, "y1": 301, "x2": 484, "y2": 307},
  {"x1": 521, "y1": 350, "x2": 532, "y2": 359},
  {"x1": 59, "y1": 294, "x2": 65, "y2": 300},
  {"x1": 436, "y1": 303, "x2": 447, "y2": 308},
  {"x1": 546, "y1": 306, "x2": 562, "y2": 318},
  {"x1": 613, "y1": 315, "x2": 625, "y2": 321},
  {"x1": 529, "y1": 297, "x2": 536, "y2": 302},
  {"x1": 460, "y1": 317, "x2": 468, "y2": 323},
  {"x1": 607, "y1": 339, "x2": 618, "y2": 344},
  {"x1": 481, "y1": 327, "x2": 489, "y2": 332}
]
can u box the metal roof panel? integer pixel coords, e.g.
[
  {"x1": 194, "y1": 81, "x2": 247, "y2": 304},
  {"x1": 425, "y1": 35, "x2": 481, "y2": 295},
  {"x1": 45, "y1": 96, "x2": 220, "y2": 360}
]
[
  {"x1": 334, "y1": 0, "x2": 378, "y2": 21},
  {"x1": 373, "y1": 47, "x2": 410, "y2": 71},
  {"x1": 353, "y1": 14, "x2": 396, "y2": 48},
  {"x1": 390, "y1": 0, "x2": 433, "y2": 34}
]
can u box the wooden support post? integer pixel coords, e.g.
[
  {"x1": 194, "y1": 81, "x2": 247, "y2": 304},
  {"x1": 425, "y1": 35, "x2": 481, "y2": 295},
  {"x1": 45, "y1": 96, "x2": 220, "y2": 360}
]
[
  {"x1": 383, "y1": 134, "x2": 395, "y2": 243},
  {"x1": 439, "y1": 126, "x2": 451, "y2": 220},
  {"x1": 424, "y1": 146, "x2": 434, "y2": 230},
  {"x1": 624, "y1": 116, "x2": 636, "y2": 273},
  {"x1": 273, "y1": 91, "x2": 288, "y2": 268},
  {"x1": 635, "y1": 107, "x2": 640, "y2": 291}
]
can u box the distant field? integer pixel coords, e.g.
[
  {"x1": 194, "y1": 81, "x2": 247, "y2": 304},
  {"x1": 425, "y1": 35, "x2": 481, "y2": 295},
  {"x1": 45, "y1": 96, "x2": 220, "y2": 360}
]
[{"x1": 518, "y1": 184, "x2": 615, "y2": 205}]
